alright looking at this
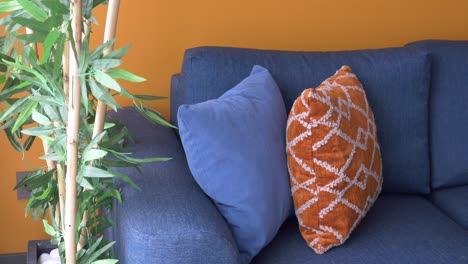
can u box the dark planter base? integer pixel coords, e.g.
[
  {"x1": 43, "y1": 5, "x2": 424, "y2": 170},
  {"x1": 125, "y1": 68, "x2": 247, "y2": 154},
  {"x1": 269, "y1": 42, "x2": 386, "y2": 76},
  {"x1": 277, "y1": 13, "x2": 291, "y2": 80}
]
[{"x1": 27, "y1": 240, "x2": 55, "y2": 264}]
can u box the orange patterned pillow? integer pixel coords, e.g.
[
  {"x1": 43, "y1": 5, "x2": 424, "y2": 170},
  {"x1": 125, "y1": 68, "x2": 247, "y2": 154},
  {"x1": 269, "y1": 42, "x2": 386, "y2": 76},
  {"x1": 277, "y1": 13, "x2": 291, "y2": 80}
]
[{"x1": 286, "y1": 66, "x2": 383, "y2": 254}]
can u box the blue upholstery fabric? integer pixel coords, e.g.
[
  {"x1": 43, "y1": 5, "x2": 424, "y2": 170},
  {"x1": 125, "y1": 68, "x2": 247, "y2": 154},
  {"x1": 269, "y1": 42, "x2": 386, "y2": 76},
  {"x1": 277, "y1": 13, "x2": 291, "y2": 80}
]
[
  {"x1": 431, "y1": 185, "x2": 468, "y2": 230},
  {"x1": 108, "y1": 108, "x2": 241, "y2": 264},
  {"x1": 170, "y1": 73, "x2": 182, "y2": 126},
  {"x1": 407, "y1": 40, "x2": 468, "y2": 189},
  {"x1": 177, "y1": 66, "x2": 292, "y2": 263},
  {"x1": 172, "y1": 46, "x2": 431, "y2": 193},
  {"x1": 252, "y1": 195, "x2": 468, "y2": 264}
]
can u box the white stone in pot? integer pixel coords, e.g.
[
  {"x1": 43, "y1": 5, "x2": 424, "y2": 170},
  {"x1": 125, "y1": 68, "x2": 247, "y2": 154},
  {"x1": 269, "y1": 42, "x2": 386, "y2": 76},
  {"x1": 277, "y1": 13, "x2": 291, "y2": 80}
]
[
  {"x1": 38, "y1": 248, "x2": 61, "y2": 264},
  {"x1": 49, "y1": 249, "x2": 59, "y2": 258},
  {"x1": 38, "y1": 253, "x2": 50, "y2": 264}
]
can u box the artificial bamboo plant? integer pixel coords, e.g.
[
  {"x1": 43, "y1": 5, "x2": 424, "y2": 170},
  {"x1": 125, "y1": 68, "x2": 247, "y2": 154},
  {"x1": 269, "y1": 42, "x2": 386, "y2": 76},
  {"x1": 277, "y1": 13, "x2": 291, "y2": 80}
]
[{"x1": 0, "y1": 0, "x2": 171, "y2": 263}]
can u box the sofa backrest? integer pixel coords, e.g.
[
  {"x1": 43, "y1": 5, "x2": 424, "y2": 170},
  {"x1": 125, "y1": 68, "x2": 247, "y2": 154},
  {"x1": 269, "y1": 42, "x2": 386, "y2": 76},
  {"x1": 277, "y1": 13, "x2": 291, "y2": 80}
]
[
  {"x1": 407, "y1": 40, "x2": 468, "y2": 190},
  {"x1": 171, "y1": 46, "x2": 431, "y2": 194}
]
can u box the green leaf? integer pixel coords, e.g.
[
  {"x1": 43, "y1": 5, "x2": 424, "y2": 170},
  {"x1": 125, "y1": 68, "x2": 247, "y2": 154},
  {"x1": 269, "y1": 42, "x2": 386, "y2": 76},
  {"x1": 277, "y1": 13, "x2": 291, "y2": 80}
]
[
  {"x1": 48, "y1": 133, "x2": 66, "y2": 152},
  {"x1": 80, "y1": 77, "x2": 89, "y2": 115},
  {"x1": 79, "y1": 28, "x2": 91, "y2": 73},
  {"x1": 12, "y1": 81, "x2": 31, "y2": 90},
  {"x1": 12, "y1": 100, "x2": 37, "y2": 133},
  {"x1": 14, "y1": 169, "x2": 54, "y2": 190},
  {"x1": 108, "y1": 148, "x2": 171, "y2": 164},
  {"x1": 2, "y1": 31, "x2": 16, "y2": 54},
  {"x1": 3, "y1": 59, "x2": 47, "y2": 84},
  {"x1": 52, "y1": 33, "x2": 66, "y2": 78},
  {"x1": 10, "y1": 74, "x2": 46, "y2": 92},
  {"x1": 92, "y1": 59, "x2": 121, "y2": 71},
  {"x1": 116, "y1": 153, "x2": 171, "y2": 164},
  {"x1": 79, "y1": 177, "x2": 94, "y2": 190},
  {"x1": 83, "y1": 0, "x2": 93, "y2": 18},
  {"x1": 0, "y1": 16, "x2": 11, "y2": 27},
  {"x1": 29, "y1": 96, "x2": 64, "y2": 106},
  {"x1": 85, "y1": 131, "x2": 107, "y2": 152},
  {"x1": 100, "y1": 126, "x2": 129, "y2": 149},
  {"x1": 92, "y1": 0, "x2": 108, "y2": 8},
  {"x1": 0, "y1": 0, "x2": 22, "y2": 13},
  {"x1": 135, "y1": 104, "x2": 176, "y2": 129},
  {"x1": 102, "y1": 159, "x2": 139, "y2": 169},
  {"x1": 88, "y1": 79, "x2": 118, "y2": 111},
  {"x1": 17, "y1": 0, "x2": 48, "y2": 22},
  {"x1": 82, "y1": 236, "x2": 103, "y2": 262},
  {"x1": 86, "y1": 241, "x2": 116, "y2": 263},
  {"x1": 82, "y1": 166, "x2": 114, "y2": 178},
  {"x1": 39, "y1": 154, "x2": 63, "y2": 161},
  {"x1": 90, "y1": 215, "x2": 113, "y2": 235},
  {"x1": 42, "y1": 0, "x2": 69, "y2": 15},
  {"x1": 26, "y1": 44, "x2": 39, "y2": 62},
  {"x1": 82, "y1": 149, "x2": 108, "y2": 162},
  {"x1": 22, "y1": 126, "x2": 55, "y2": 137},
  {"x1": 87, "y1": 122, "x2": 115, "y2": 135},
  {"x1": 134, "y1": 94, "x2": 167, "y2": 101},
  {"x1": 33, "y1": 182, "x2": 53, "y2": 201},
  {"x1": 5, "y1": 17, "x2": 22, "y2": 32},
  {"x1": 0, "y1": 96, "x2": 28, "y2": 123},
  {"x1": 32, "y1": 110, "x2": 51, "y2": 126},
  {"x1": 11, "y1": 16, "x2": 48, "y2": 32},
  {"x1": 42, "y1": 220, "x2": 57, "y2": 236},
  {"x1": 107, "y1": 69, "x2": 146, "y2": 82},
  {"x1": 105, "y1": 45, "x2": 131, "y2": 59},
  {"x1": 42, "y1": 30, "x2": 62, "y2": 64},
  {"x1": 23, "y1": 135, "x2": 35, "y2": 150},
  {"x1": 90, "y1": 39, "x2": 115, "y2": 61},
  {"x1": 94, "y1": 71, "x2": 121, "y2": 92},
  {"x1": 0, "y1": 54, "x2": 15, "y2": 64},
  {"x1": 0, "y1": 76, "x2": 20, "y2": 93},
  {"x1": 91, "y1": 260, "x2": 118, "y2": 264},
  {"x1": 5, "y1": 128, "x2": 23, "y2": 151},
  {"x1": 17, "y1": 33, "x2": 47, "y2": 44},
  {"x1": 109, "y1": 170, "x2": 140, "y2": 191}
]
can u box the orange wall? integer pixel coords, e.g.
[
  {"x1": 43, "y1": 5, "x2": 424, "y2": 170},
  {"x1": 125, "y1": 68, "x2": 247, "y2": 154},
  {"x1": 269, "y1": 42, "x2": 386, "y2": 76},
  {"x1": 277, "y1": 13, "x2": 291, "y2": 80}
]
[{"x1": 1, "y1": 0, "x2": 468, "y2": 254}]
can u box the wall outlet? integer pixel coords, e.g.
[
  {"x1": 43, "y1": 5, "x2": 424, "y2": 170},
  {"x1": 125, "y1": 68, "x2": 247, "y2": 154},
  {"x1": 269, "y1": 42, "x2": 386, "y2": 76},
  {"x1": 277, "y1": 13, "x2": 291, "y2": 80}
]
[{"x1": 16, "y1": 171, "x2": 32, "y2": 200}]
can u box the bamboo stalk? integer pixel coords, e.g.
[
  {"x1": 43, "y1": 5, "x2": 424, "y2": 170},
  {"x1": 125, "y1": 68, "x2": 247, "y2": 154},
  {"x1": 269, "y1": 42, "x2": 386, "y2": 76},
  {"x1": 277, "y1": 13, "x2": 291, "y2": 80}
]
[
  {"x1": 92, "y1": 0, "x2": 120, "y2": 138},
  {"x1": 65, "y1": 1, "x2": 83, "y2": 263},
  {"x1": 56, "y1": 164, "x2": 66, "y2": 231},
  {"x1": 77, "y1": 0, "x2": 121, "y2": 251},
  {"x1": 77, "y1": 19, "x2": 90, "y2": 252},
  {"x1": 59, "y1": 28, "x2": 70, "y2": 234}
]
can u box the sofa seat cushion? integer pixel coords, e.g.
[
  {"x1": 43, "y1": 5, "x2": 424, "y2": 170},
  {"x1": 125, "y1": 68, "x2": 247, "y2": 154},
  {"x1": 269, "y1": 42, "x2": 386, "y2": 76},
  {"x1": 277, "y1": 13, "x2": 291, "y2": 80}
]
[
  {"x1": 252, "y1": 194, "x2": 468, "y2": 264},
  {"x1": 431, "y1": 185, "x2": 468, "y2": 230}
]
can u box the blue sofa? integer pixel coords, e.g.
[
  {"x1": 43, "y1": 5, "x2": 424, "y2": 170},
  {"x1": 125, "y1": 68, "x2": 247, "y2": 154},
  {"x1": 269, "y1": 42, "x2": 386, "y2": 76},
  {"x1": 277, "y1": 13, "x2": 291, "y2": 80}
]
[{"x1": 110, "y1": 40, "x2": 468, "y2": 263}]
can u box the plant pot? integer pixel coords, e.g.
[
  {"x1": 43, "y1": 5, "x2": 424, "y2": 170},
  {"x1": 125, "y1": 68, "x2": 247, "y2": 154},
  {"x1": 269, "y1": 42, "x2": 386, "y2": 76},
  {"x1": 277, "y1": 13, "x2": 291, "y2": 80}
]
[{"x1": 27, "y1": 240, "x2": 55, "y2": 264}]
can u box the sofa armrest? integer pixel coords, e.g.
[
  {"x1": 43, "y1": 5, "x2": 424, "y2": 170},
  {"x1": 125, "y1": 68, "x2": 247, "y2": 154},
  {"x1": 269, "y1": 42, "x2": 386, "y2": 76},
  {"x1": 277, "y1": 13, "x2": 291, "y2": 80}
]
[{"x1": 108, "y1": 108, "x2": 241, "y2": 264}]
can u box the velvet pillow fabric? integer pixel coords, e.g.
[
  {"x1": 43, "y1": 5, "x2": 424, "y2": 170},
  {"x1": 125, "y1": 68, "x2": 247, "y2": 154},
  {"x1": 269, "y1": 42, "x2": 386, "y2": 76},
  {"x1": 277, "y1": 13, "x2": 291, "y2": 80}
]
[
  {"x1": 287, "y1": 66, "x2": 383, "y2": 254},
  {"x1": 178, "y1": 66, "x2": 292, "y2": 263}
]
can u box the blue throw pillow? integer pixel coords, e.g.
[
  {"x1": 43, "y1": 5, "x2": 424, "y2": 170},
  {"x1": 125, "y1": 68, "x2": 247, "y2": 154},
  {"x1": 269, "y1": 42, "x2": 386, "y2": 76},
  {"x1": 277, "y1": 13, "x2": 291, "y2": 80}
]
[{"x1": 177, "y1": 65, "x2": 292, "y2": 263}]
